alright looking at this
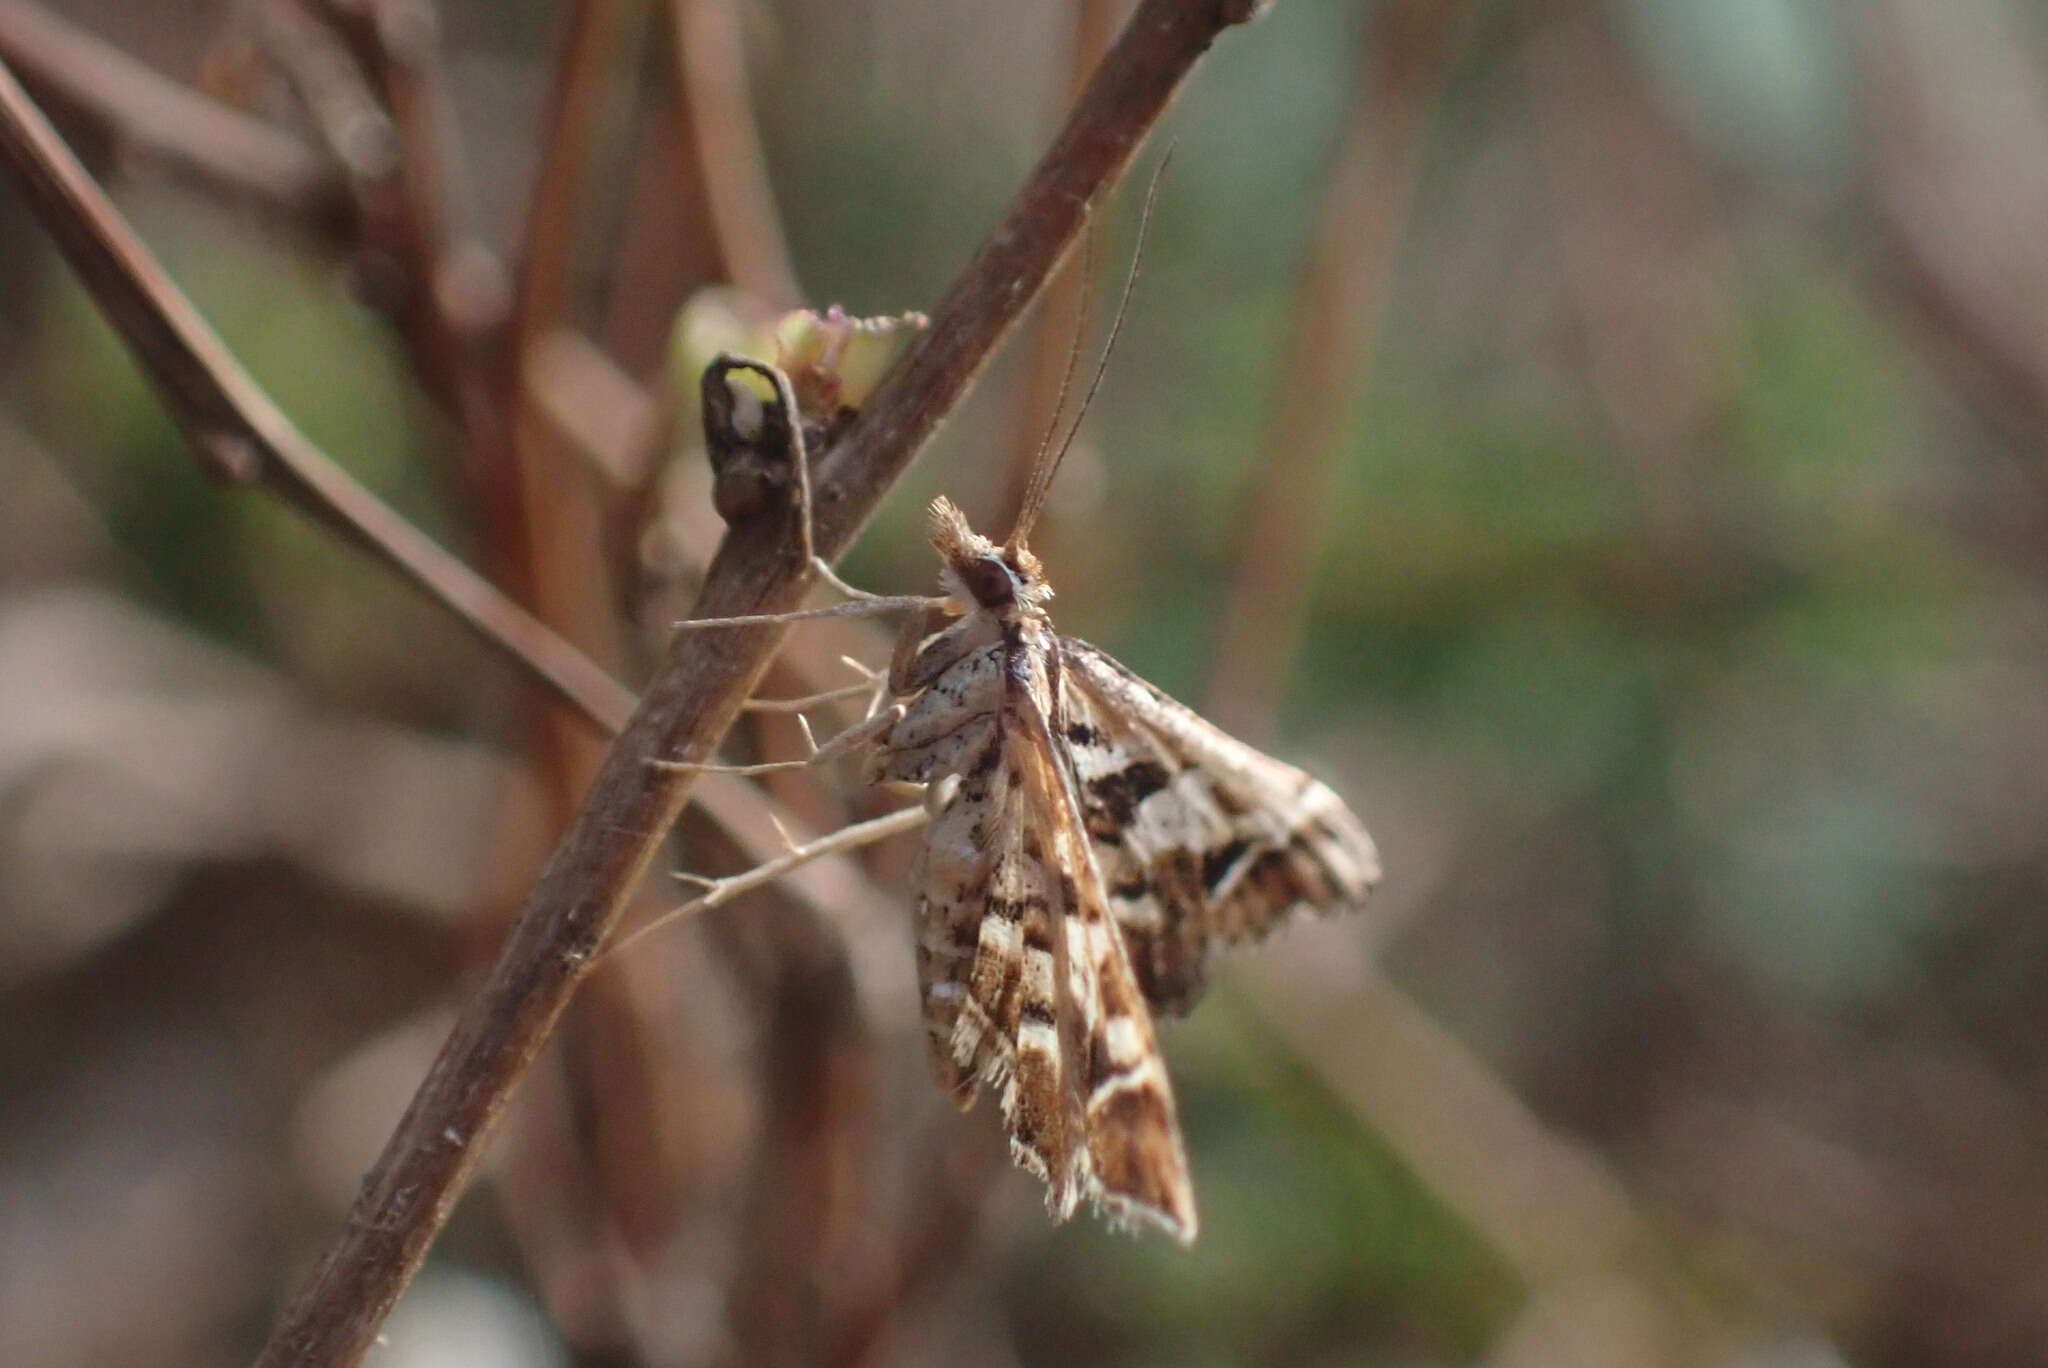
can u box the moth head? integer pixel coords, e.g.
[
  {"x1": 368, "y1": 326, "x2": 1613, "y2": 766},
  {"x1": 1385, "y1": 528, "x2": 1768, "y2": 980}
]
[{"x1": 927, "y1": 496, "x2": 1051, "y2": 616}]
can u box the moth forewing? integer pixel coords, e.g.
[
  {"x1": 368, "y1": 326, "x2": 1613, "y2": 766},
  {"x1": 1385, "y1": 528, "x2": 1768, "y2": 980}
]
[
  {"x1": 869, "y1": 586, "x2": 1196, "y2": 1240},
  {"x1": 1007, "y1": 654, "x2": 1197, "y2": 1241}
]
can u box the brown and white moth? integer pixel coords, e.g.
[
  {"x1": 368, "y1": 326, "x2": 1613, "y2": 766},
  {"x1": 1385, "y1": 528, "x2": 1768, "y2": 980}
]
[
  {"x1": 677, "y1": 295, "x2": 1377, "y2": 1242},
  {"x1": 866, "y1": 496, "x2": 1380, "y2": 1242}
]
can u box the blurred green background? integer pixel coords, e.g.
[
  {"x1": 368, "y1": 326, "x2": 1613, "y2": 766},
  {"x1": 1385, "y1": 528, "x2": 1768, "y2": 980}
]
[{"x1": 6, "y1": 1, "x2": 2048, "y2": 1365}]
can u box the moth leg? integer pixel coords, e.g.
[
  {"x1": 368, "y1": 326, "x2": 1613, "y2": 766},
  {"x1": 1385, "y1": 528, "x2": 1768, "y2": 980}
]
[
  {"x1": 741, "y1": 655, "x2": 886, "y2": 715},
  {"x1": 671, "y1": 594, "x2": 948, "y2": 632},
  {"x1": 809, "y1": 556, "x2": 888, "y2": 603},
  {"x1": 648, "y1": 703, "x2": 904, "y2": 776},
  {"x1": 603, "y1": 803, "x2": 931, "y2": 963},
  {"x1": 739, "y1": 679, "x2": 874, "y2": 713}
]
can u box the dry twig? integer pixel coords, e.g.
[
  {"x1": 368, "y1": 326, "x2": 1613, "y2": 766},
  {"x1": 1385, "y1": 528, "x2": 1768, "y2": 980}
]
[
  {"x1": 1527, "y1": 4, "x2": 1729, "y2": 544},
  {"x1": 304, "y1": 0, "x2": 476, "y2": 294},
  {"x1": 670, "y1": 0, "x2": 801, "y2": 308}
]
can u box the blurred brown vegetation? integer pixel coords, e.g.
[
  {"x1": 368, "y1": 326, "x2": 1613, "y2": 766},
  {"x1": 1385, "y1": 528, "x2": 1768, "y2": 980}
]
[{"x1": 6, "y1": 1, "x2": 2048, "y2": 1365}]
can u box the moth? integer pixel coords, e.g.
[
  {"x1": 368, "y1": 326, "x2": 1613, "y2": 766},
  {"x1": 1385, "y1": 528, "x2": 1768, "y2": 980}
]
[
  {"x1": 865, "y1": 495, "x2": 1380, "y2": 1242},
  {"x1": 674, "y1": 294, "x2": 1377, "y2": 1243}
]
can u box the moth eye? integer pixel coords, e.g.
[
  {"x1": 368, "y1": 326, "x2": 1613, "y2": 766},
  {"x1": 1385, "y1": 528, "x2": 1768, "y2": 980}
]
[{"x1": 962, "y1": 556, "x2": 1016, "y2": 608}]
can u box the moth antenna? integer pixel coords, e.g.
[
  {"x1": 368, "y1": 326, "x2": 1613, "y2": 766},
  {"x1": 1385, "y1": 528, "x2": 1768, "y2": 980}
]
[
  {"x1": 1012, "y1": 224, "x2": 1097, "y2": 540},
  {"x1": 1006, "y1": 147, "x2": 1173, "y2": 554}
]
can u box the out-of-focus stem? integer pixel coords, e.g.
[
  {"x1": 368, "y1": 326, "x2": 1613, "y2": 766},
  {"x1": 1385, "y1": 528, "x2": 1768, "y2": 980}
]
[{"x1": 1207, "y1": 0, "x2": 1463, "y2": 738}]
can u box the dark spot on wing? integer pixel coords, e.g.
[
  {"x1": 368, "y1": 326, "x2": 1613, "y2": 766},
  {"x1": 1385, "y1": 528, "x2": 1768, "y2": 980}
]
[
  {"x1": 1123, "y1": 848, "x2": 1212, "y2": 1015},
  {"x1": 1201, "y1": 838, "x2": 1252, "y2": 892},
  {"x1": 1020, "y1": 1001, "x2": 1056, "y2": 1028},
  {"x1": 1087, "y1": 761, "x2": 1171, "y2": 828},
  {"x1": 1064, "y1": 721, "x2": 1101, "y2": 747},
  {"x1": 1246, "y1": 848, "x2": 1294, "y2": 902},
  {"x1": 1109, "y1": 876, "x2": 1150, "y2": 902}
]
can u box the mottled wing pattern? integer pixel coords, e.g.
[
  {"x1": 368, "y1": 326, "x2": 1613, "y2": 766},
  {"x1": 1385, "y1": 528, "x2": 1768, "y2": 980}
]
[
  {"x1": 876, "y1": 641, "x2": 1079, "y2": 1201},
  {"x1": 1056, "y1": 637, "x2": 1381, "y2": 1014},
  {"x1": 1010, "y1": 640, "x2": 1196, "y2": 1240},
  {"x1": 876, "y1": 629, "x2": 1198, "y2": 1241}
]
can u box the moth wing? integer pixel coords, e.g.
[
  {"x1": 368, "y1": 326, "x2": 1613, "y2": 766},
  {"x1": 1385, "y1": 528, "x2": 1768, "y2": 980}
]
[
  {"x1": 912, "y1": 718, "x2": 1089, "y2": 1221},
  {"x1": 1009, "y1": 669, "x2": 1198, "y2": 1243},
  {"x1": 1057, "y1": 637, "x2": 1381, "y2": 1014}
]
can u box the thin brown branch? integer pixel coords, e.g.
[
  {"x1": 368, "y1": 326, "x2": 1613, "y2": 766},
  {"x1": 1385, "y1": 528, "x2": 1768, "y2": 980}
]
[
  {"x1": 495, "y1": 0, "x2": 641, "y2": 687},
  {"x1": 255, "y1": 3, "x2": 1264, "y2": 1360},
  {"x1": 669, "y1": 0, "x2": 801, "y2": 309},
  {"x1": 0, "y1": 51, "x2": 631, "y2": 737},
  {"x1": 1861, "y1": 0, "x2": 2048, "y2": 429},
  {"x1": 1206, "y1": 0, "x2": 1462, "y2": 737},
  {"x1": 280, "y1": 0, "x2": 511, "y2": 502},
  {"x1": 1527, "y1": 3, "x2": 1730, "y2": 547},
  {"x1": 257, "y1": 1, "x2": 394, "y2": 187},
  {"x1": 597, "y1": 80, "x2": 721, "y2": 374},
  {"x1": 508, "y1": 0, "x2": 629, "y2": 356},
  {"x1": 307, "y1": 0, "x2": 475, "y2": 283},
  {"x1": 0, "y1": 0, "x2": 340, "y2": 216}
]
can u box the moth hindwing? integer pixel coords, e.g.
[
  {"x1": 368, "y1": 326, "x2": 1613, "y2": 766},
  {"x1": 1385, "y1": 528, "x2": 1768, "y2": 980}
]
[{"x1": 862, "y1": 496, "x2": 1380, "y2": 1243}]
